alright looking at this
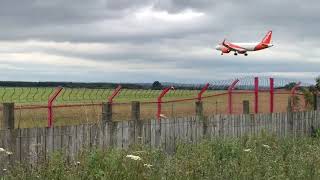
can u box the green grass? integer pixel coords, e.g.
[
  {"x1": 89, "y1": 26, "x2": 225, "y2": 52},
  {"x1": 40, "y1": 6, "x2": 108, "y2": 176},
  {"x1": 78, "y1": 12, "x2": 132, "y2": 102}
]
[{"x1": 4, "y1": 133, "x2": 320, "y2": 179}]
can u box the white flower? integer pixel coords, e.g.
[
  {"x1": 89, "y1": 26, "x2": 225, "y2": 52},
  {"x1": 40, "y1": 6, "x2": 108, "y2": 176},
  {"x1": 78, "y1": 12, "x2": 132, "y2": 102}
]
[
  {"x1": 6, "y1": 151, "x2": 13, "y2": 155},
  {"x1": 144, "y1": 164, "x2": 153, "y2": 168},
  {"x1": 76, "y1": 161, "x2": 80, "y2": 165},
  {"x1": 243, "y1": 149, "x2": 251, "y2": 152},
  {"x1": 159, "y1": 114, "x2": 168, "y2": 119},
  {"x1": 3, "y1": 168, "x2": 6, "y2": 171},
  {"x1": 262, "y1": 144, "x2": 270, "y2": 149},
  {"x1": 126, "y1": 155, "x2": 142, "y2": 161},
  {"x1": 0, "y1": 148, "x2": 5, "y2": 152}
]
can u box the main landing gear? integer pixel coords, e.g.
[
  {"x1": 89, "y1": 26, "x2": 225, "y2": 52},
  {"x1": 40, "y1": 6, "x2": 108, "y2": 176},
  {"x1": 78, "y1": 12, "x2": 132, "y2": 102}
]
[
  {"x1": 234, "y1": 52, "x2": 238, "y2": 56},
  {"x1": 244, "y1": 53, "x2": 248, "y2": 56}
]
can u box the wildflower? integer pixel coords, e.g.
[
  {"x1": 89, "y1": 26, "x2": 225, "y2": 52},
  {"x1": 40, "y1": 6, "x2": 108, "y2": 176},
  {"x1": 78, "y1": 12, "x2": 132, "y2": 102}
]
[
  {"x1": 0, "y1": 148, "x2": 5, "y2": 152},
  {"x1": 6, "y1": 151, "x2": 13, "y2": 155},
  {"x1": 3, "y1": 168, "x2": 6, "y2": 172},
  {"x1": 262, "y1": 144, "x2": 270, "y2": 149},
  {"x1": 76, "y1": 161, "x2": 81, "y2": 165},
  {"x1": 144, "y1": 164, "x2": 153, "y2": 168},
  {"x1": 160, "y1": 114, "x2": 168, "y2": 119},
  {"x1": 126, "y1": 155, "x2": 142, "y2": 161},
  {"x1": 243, "y1": 149, "x2": 251, "y2": 152}
]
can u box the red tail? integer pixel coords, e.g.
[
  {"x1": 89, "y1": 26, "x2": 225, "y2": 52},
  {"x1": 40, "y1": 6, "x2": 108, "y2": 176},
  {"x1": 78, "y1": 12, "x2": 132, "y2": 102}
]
[{"x1": 261, "y1": 31, "x2": 272, "y2": 44}]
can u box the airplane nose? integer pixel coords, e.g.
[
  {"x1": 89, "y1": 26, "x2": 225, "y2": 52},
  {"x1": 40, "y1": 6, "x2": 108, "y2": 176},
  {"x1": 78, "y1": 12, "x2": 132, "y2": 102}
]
[{"x1": 215, "y1": 45, "x2": 221, "y2": 50}]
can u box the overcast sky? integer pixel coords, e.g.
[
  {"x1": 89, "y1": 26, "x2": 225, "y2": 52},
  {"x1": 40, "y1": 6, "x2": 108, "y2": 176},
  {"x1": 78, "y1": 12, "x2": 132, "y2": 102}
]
[{"x1": 0, "y1": 0, "x2": 319, "y2": 83}]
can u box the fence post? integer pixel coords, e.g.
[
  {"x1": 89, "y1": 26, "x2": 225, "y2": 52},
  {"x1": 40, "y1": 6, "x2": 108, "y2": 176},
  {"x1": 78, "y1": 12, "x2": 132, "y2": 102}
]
[
  {"x1": 243, "y1": 100, "x2": 250, "y2": 114},
  {"x1": 48, "y1": 87, "x2": 63, "y2": 128},
  {"x1": 131, "y1": 101, "x2": 140, "y2": 121},
  {"x1": 254, "y1": 77, "x2": 259, "y2": 114},
  {"x1": 131, "y1": 101, "x2": 142, "y2": 143},
  {"x1": 157, "y1": 87, "x2": 172, "y2": 121},
  {"x1": 3, "y1": 103, "x2": 14, "y2": 129},
  {"x1": 102, "y1": 102, "x2": 112, "y2": 123},
  {"x1": 195, "y1": 101, "x2": 203, "y2": 117},
  {"x1": 228, "y1": 79, "x2": 239, "y2": 114},
  {"x1": 270, "y1": 78, "x2": 274, "y2": 113}
]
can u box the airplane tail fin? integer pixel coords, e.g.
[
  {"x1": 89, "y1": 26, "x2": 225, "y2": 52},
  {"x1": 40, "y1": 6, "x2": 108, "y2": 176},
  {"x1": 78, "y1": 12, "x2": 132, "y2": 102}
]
[
  {"x1": 222, "y1": 39, "x2": 226, "y2": 46},
  {"x1": 261, "y1": 30, "x2": 272, "y2": 44}
]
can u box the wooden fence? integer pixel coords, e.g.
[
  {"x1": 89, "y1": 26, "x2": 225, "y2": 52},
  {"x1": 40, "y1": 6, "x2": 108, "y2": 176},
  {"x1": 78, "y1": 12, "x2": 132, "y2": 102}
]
[{"x1": 1, "y1": 110, "x2": 320, "y2": 169}]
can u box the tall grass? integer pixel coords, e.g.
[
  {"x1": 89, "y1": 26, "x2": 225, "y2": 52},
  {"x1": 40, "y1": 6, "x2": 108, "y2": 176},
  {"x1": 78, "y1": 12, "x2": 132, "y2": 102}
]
[{"x1": 4, "y1": 134, "x2": 320, "y2": 179}]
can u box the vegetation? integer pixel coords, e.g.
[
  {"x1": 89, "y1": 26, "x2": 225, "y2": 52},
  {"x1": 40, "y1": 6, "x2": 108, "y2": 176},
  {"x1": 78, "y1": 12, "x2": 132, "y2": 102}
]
[{"x1": 4, "y1": 134, "x2": 320, "y2": 179}]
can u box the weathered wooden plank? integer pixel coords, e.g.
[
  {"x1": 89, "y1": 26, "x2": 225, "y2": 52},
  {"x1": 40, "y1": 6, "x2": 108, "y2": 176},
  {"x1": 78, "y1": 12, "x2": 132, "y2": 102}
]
[
  {"x1": 166, "y1": 118, "x2": 175, "y2": 153},
  {"x1": 116, "y1": 122, "x2": 123, "y2": 149},
  {"x1": 89, "y1": 124, "x2": 99, "y2": 148},
  {"x1": 69, "y1": 125, "x2": 77, "y2": 162},
  {"x1": 83, "y1": 124, "x2": 91, "y2": 149},
  {"x1": 28, "y1": 128, "x2": 38, "y2": 165},
  {"x1": 150, "y1": 119, "x2": 156, "y2": 148},
  {"x1": 20, "y1": 128, "x2": 30, "y2": 164},
  {"x1": 36, "y1": 128, "x2": 46, "y2": 164},
  {"x1": 53, "y1": 126, "x2": 61, "y2": 152},
  {"x1": 60, "y1": 126, "x2": 71, "y2": 162},
  {"x1": 97, "y1": 123, "x2": 105, "y2": 149},
  {"x1": 191, "y1": 117, "x2": 196, "y2": 143},
  {"x1": 122, "y1": 121, "x2": 129, "y2": 149},
  {"x1": 126, "y1": 120, "x2": 135, "y2": 147}
]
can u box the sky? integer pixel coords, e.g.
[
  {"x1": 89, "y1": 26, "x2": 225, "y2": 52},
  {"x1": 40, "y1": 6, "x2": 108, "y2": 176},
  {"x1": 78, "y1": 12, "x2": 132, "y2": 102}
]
[{"x1": 0, "y1": 0, "x2": 319, "y2": 84}]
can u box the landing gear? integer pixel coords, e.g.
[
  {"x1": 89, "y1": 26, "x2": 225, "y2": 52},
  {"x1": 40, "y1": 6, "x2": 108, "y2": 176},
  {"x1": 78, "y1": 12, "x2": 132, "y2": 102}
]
[
  {"x1": 221, "y1": 53, "x2": 223, "y2": 55},
  {"x1": 244, "y1": 53, "x2": 248, "y2": 56},
  {"x1": 234, "y1": 52, "x2": 238, "y2": 56}
]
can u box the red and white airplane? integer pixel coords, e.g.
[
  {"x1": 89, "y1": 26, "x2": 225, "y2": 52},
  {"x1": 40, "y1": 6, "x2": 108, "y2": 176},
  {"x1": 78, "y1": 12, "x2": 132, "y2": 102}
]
[{"x1": 215, "y1": 31, "x2": 273, "y2": 56}]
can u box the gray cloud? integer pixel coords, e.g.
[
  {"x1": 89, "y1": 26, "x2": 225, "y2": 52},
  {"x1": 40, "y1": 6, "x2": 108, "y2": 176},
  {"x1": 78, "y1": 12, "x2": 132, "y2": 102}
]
[{"x1": 0, "y1": 0, "x2": 319, "y2": 83}]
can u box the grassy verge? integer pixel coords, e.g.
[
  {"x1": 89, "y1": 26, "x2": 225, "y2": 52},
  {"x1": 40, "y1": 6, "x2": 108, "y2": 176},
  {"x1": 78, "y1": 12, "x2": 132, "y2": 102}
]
[{"x1": 3, "y1": 133, "x2": 320, "y2": 179}]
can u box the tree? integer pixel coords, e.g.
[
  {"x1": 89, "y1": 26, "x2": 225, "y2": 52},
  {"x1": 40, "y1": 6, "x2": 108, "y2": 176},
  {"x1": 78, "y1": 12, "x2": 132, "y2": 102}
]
[
  {"x1": 301, "y1": 86, "x2": 316, "y2": 110},
  {"x1": 284, "y1": 82, "x2": 297, "y2": 90},
  {"x1": 152, "y1": 81, "x2": 163, "y2": 90},
  {"x1": 316, "y1": 76, "x2": 320, "y2": 91}
]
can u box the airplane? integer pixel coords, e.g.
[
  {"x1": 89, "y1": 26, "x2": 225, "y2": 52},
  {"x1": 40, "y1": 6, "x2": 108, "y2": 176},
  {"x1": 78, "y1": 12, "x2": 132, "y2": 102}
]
[{"x1": 215, "y1": 31, "x2": 273, "y2": 56}]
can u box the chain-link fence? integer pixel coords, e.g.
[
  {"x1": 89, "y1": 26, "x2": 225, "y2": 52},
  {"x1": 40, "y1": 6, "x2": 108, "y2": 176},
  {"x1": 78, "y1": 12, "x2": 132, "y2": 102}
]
[{"x1": 0, "y1": 77, "x2": 311, "y2": 128}]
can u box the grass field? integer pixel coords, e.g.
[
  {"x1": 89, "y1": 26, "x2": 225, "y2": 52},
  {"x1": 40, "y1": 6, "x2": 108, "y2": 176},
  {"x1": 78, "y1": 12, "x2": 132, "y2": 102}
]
[
  {"x1": 4, "y1": 133, "x2": 320, "y2": 179},
  {"x1": 0, "y1": 87, "x2": 215, "y2": 104},
  {"x1": 0, "y1": 87, "x2": 306, "y2": 128}
]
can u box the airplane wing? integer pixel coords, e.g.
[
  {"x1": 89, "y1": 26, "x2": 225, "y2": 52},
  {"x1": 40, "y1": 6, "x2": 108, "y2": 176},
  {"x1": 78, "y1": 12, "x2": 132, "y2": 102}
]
[{"x1": 222, "y1": 40, "x2": 247, "y2": 53}]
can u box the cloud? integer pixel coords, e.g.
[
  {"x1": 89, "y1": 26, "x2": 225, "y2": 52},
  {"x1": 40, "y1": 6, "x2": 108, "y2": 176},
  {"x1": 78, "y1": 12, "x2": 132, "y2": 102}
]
[{"x1": 0, "y1": 0, "x2": 319, "y2": 83}]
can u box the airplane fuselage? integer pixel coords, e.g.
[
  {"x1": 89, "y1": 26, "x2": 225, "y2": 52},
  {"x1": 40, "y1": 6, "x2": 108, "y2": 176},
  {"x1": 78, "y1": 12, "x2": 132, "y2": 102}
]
[
  {"x1": 216, "y1": 42, "x2": 273, "y2": 52},
  {"x1": 215, "y1": 31, "x2": 273, "y2": 56}
]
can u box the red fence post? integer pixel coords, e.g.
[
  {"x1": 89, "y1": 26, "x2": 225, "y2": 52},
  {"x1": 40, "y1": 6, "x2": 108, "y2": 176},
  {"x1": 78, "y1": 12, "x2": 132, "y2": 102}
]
[
  {"x1": 48, "y1": 86, "x2": 63, "y2": 128},
  {"x1": 108, "y1": 85, "x2": 122, "y2": 104},
  {"x1": 198, "y1": 83, "x2": 210, "y2": 102},
  {"x1": 290, "y1": 82, "x2": 301, "y2": 111},
  {"x1": 157, "y1": 87, "x2": 172, "y2": 121},
  {"x1": 228, "y1": 79, "x2": 239, "y2": 114},
  {"x1": 254, "y1": 77, "x2": 259, "y2": 114},
  {"x1": 270, "y1": 78, "x2": 274, "y2": 113}
]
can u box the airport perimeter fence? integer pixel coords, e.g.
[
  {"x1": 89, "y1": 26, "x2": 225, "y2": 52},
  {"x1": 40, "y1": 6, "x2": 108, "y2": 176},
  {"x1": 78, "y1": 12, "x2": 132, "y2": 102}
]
[{"x1": 0, "y1": 77, "x2": 313, "y2": 129}]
